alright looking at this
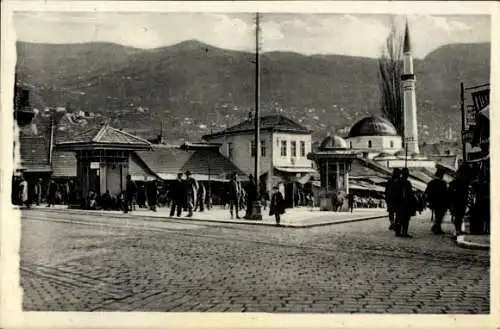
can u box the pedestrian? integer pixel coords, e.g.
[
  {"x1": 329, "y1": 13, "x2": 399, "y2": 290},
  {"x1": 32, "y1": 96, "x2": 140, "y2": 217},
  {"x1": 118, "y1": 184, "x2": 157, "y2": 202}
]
[
  {"x1": 228, "y1": 172, "x2": 241, "y2": 219},
  {"x1": 46, "y1": 179, "x2": 57, "y2": 207},
  {"x1": 393, "y1": 168, "x2": 417, "y2": 238},
  {"x1": 184, "y1": 171, "x2": 198, "y2": 217},
  {"x1": 244, "y1": 174, "x2": 257, "y2": 218},
  {"x1": 385, "y1": 168, "x2": 401, "y2": 231},
  {"x1": 34, "y1": 178, "x2": 43, "y2": 206},
  {"x1": 101, "y1": 190, "x2": 112, "y2": 210},
  {"x1": 269, "y1": 186, "x2": 285, "y2": 226},
  {"x1": 170, "y1": 173, "x2": 184, "y2": 217},
  {"x1": 19, "y1": 176, "x2": 30, "y2": 208},
  {"x1": 347, "y1": 192, "x2": 355, "y2": 212},
  {"x1": 124, "y1": 175, "x2": 137, "y2": 213},
  {"x1": 147, "y1": 179, "x2": 158, "y2": 212},
  {"x1": 424, "y1": 168, "x2": 448, "y2": 235},
  {"x1": 194, "y1": 182, "x2": 206, "y2": 212},
  {"x1": 448, "y1": 164, "x2": 470, "y2": 237},
  {"x1": 137, "y1": 182, "x2": 146, "y2": 208}
]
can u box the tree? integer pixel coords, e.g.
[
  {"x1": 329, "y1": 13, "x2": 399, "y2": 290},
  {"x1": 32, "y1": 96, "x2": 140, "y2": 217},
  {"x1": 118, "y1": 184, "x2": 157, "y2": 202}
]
[{"x1": 378, "y1": 21, "x2": 404, "y2": 137}]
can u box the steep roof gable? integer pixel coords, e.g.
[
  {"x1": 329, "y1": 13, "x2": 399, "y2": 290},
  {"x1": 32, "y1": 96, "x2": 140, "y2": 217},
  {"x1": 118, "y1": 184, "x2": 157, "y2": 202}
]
[{"x1": 203, "y1": 114, "x2": 311, "y2": 139}]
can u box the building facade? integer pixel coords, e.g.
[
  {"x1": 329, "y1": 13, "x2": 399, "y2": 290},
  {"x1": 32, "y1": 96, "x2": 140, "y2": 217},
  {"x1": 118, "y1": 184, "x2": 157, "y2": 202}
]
[{"x1": 202, "y1": 115, "x2": 314, "y2": 198}]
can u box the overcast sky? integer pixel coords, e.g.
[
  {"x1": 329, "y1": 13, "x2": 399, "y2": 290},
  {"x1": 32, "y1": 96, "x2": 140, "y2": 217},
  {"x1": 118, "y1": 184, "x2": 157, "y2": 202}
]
[{"x1": 13, "y1": 12, "x2": 490, "y2": 58}]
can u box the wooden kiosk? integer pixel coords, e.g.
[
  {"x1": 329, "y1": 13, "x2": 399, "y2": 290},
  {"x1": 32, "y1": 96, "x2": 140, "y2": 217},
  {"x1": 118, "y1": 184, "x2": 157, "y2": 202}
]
[
  {"x1": 307, "y1": 135, "x2": 358, "y2": 211},
  {"x1": 56, "y1": 123, "x2": 152, "y2": 208}
]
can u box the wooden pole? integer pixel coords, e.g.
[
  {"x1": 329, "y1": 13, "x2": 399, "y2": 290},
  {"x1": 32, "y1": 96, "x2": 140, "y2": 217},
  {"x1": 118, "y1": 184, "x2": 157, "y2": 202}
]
[{"x1": 254, "y1": 12, "x2": 261, "y2": 201}]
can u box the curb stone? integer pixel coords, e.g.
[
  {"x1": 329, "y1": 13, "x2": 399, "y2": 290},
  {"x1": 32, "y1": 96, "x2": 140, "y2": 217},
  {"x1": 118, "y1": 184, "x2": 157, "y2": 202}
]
[
  {"x1": 29, "y1": 207, "x2": 387, "y2": 229},
  {"x1": 456, "y1": 235, "x2": 489, "y2": 250}
]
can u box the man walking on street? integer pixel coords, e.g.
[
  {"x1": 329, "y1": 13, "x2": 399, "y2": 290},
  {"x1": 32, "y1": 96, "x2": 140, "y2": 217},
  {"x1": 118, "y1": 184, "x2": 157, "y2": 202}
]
[
  {"x1": 34, "y1": 178, "x2": 43, "y2": 206},
  {"x1": 244, "y1": 174, "x2": 257, "y2": 219},
  {"x1": 170, "y1": 173, "x2": 184, "y2": 217},
  {"x1": 228, "y1": 173, "x2": 240, "y2": 219},
  {"x1": 47, "y1": 179, "x2": 57, "y2": 208},
  {"x1": 124, "y1": 175, "x2": 136, "y2": 213},
  {"x1": 394, "y1": 168, "x2": 416, "y2": 238},
  {"x1": 184, "y1": 171, "x2": 198, "y2": 217},
  {"x1": 385, "y1": 168, "x2": 401, "y2": 231},
  {"x1": 147, "y1": 179, "x2": 158, "y2": 212},
  {"x1": 425, "y1": 168, "x2": 448, "y2": 235}
]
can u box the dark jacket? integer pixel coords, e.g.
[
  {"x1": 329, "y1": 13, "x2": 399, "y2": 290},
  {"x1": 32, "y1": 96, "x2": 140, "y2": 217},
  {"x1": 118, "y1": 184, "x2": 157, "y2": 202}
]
[
  {"x1": 394, "y1": 179, "x2": 417, "y2": 216},
  {"x1": 172, "y1": 179, "x2": 186, "y2": 202},
  {"x1": 448, "y1": 178, "x2": 469, "y2": 215},
  {"x1": 425, "y1": 178, "x2": 448, "y2": 211},
  {"x1": 269, "y1": 191, "x2": 285, "y2": 216},
  {"x1": 126, "y1": 180, "x2": 137, "y2": 199},
  {"x1": 385, "y1": 178, "x2": 398, "y2": 211},
  {"x1": 147, "y1": 181, "x2": 158, "y2": 205},
  {"x1": 228, "y1": 180, "x2": 240, "y2": 200}
]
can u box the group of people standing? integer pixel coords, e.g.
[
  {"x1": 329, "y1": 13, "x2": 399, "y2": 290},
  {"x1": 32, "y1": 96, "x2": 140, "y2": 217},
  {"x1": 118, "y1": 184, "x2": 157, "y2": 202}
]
[
  {"x1": 385, "y1": 165, "x2": 471, "y2": 238},
  {"x1": 12, "y1": 176, "x2": 76, "y2": 208}
]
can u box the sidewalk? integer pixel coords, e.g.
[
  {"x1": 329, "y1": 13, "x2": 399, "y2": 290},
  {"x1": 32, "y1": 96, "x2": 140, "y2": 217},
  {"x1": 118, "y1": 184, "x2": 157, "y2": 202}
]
[
  {"x1": 23, "y1": 205, "x2": 388, "y2": 228},
  {"x1": 456, "y1": 234, "x2": 490, "y2": 250}
]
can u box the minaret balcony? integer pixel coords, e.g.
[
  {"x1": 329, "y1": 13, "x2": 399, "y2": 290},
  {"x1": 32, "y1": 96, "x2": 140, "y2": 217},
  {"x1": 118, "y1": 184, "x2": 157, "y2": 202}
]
[{"x1": 401, "y1": 74, "x2": 415, "y2": 81}]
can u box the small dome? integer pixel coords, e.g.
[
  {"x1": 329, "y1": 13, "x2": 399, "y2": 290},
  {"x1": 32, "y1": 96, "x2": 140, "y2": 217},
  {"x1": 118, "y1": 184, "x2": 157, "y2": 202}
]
[
  {"x1": 348, "y1": 116, "x2": 399, "y2": 138},
  {"x1": 319, "y1": 135, "x2": 348, "y2": 150}
]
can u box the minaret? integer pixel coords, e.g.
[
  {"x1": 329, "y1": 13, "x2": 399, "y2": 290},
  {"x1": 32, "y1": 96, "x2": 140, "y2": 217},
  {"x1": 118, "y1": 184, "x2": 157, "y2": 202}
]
[{"x1": 401, "y1": 21, "x2": 419, "y2": 154}]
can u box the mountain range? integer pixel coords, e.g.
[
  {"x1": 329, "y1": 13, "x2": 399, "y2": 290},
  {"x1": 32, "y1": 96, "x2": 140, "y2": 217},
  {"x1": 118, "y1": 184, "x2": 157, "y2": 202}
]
[{"x1": 15, "y1": 40, "x2": 490, "y2": 143}]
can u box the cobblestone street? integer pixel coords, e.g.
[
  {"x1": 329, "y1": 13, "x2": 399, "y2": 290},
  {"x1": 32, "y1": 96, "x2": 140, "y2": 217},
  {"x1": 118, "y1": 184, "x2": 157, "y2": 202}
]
[{"x1": 20, "y1": 209, "x2": 489, "y2": 313}]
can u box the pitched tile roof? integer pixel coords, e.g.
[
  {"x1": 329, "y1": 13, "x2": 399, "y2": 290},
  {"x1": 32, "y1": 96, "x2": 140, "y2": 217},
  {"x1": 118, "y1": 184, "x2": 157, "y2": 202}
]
[
  {"x1": 18, "y1": 134, "x2": 51, "y2": 172},
  {"x1": 134, "y1": 146, "x2": 244, "y2": 180},
  {"x1": 57, "y1": 124, "x2": 152, "y2": 150},
  {"x1": 202, "y1": 115, "x2": 311, "y2": 139},
  {"x1": 51, "y1": 151, "x2": 77, "y2": 178}
]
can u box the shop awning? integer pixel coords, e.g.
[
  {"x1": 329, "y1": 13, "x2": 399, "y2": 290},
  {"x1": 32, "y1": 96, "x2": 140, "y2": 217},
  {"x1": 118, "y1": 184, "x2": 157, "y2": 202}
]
[{"x1": 275, "y1": 167, "x2": 317, "y2": 174}]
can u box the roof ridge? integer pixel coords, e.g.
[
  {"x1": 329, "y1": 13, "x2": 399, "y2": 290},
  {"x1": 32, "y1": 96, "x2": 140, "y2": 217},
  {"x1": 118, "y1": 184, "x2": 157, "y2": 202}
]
[{"x1": 109, "y1": 126, "x2": 152, "y2": 145}]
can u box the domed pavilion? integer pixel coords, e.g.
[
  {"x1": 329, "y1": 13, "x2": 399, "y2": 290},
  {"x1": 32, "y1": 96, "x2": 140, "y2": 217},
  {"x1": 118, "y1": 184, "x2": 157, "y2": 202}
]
[{"x1": 307, "y1": 135, "x2": 358, "y2": 211}]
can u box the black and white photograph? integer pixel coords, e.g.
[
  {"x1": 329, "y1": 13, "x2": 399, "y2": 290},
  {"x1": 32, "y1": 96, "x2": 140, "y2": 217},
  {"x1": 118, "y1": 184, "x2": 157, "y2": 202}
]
[{"x1": 1, "y1": 1, "x2": 497, "y2": 328}]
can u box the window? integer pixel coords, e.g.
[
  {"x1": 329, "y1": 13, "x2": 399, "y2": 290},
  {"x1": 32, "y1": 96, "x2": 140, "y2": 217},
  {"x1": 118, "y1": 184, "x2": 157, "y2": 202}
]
[
  {"x1": 281, "y1": 140, "x2": 287, "y2": 156},
  {"x1": 300, "y1": 141, "x2": 306, "y2": 157},
  {"x1": 250, "y1": 141, "x2": 256, "y2": 157},
  {"x1": 390, "y1": 140, "x2": 394, "y2": 148},
  {"x1": 368, "y1": 140, "x2": 372, "y2": 148},
  {"x1": 291, "y1": 141, "x2": 297, "y2": 157},
  {"x1": 228, "y1": 143, "x2": 233, "y2": 159},
  {"x1": 261, "y1": 140, "x2": 266, "y2": 157}
]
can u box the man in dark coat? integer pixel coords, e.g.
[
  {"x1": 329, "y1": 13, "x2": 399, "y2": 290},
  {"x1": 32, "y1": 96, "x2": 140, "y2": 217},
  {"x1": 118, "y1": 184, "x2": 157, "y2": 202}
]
[
  {"x1": 147, "y1": 179, "x2": 158, "y2": 211},
  {"x1": 244, "y1": 174, "x2": 257, "y2": 219},
  {"x1": 228, "y1": 172, "x2": 241, "y2": 219},
  {"x1": 194, "y1": 182, "x2": 206, "y2": 212},
  {"x1": 34, "y1": 178, "x2": 43, "y2": 206},
  {"x1": 393, "y1": 168, "x2": 416, "y2": 238},
  {"x1": 385, "y1": 168, "x2": 401, "y2": 231},
  {"x1": 425, "y1": 168, "x2": 448, "y2": 235},
  {"x1": 184, "y1": 171, "x2": 198, "y2": 217},
  {"x1": 124, "y1": 175, "x2": 137, "y2": 213},
  {"x1": 47, "y1": 179, "x2": 58, "y2": 208},
  {"x1": 137, "y1": 182, "x2": 146, "y2": 208},
  {"x1": 269, "y1": 186, "x2": 285, "y2": 226},
  {"x1": 170, "y1": 173, "x2": 184, "y2": 217}
]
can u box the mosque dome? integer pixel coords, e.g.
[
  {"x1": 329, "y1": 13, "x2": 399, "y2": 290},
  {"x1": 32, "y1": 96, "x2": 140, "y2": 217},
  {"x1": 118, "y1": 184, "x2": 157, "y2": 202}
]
[
  {"x1": 319, "y1": 135, "x2": 348, "y2": 150},
  {"x1": 348, "y1": 116, "x2": 399, "y2": 138}
]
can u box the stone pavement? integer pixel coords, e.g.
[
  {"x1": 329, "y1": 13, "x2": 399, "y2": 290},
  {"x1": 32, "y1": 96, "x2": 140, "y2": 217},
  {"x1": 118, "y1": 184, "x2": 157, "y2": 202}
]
[
  {"x1": 19, "y1": 209, "x2": 489, "y2": 313},
  {"x1": 28, "y1": 204, "x2": 388, "y2": 228}
]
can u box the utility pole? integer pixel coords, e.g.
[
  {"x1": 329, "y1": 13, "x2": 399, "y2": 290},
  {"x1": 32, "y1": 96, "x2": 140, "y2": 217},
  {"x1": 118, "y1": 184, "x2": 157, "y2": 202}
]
[
  {"x1": 254, "y1": 11, "x2": 261, "y2": 198},
  {"x1": 248, "y1": 12, "x2": 263, "y2": 220}
]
